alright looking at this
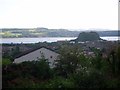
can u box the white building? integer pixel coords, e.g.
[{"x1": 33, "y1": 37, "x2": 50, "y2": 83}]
[{"x1": 13, "y1": 47, "x2": 60, "y2": 68}]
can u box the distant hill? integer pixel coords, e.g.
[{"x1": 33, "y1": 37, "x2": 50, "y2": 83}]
[
  {"x1": 1, "y1": 28, "x2": 79, "y2": 38},
  {"x1": 97, "y1": 31, "x2": 119, "y2": 36},
  {"x1": 1, "y1": 28, "x2": 119, "y2": 38},
  {"x1": 75, "y1": 32, "x2": 101, "y2": 42}
]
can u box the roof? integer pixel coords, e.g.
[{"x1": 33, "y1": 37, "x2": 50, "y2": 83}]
[{"x1": 14, "y1": 46, "x2": 59, "y2": 59}]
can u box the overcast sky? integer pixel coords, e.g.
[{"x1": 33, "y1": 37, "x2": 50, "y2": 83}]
[{"x1": 0, "y1": 0, "x2": 118, "y2": 30}]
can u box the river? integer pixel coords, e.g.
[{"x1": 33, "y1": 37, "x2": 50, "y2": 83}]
[{"x1": 1, "y1": 36, "x2": 119, "y2": 44}]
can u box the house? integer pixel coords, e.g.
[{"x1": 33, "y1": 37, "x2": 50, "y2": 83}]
[
  {"x1": 69, "y1": 41, "x2": 75, "y2": 44},
  {"x1": 78, "y1": 41, "x2": 85, "y2": 44},
  {"x1": 13, "y1": 47, "x2": 60, "y2": 68}
]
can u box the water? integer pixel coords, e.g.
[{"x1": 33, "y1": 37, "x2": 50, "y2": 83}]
[
  {"x1": 1, "y1": 37, "x2": 77, "y2": 44},
  {"x1": 100, "y1": 36, "x2": 119, "y2": 41},
  {"x1": 1, "y1": 36, "x2": 119, "y2": 44}
]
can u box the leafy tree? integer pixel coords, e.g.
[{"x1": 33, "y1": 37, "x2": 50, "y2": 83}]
[
  {"x1": 54, "y1": 45, "x2": 81, "y2": 77},
  {"x1": 45, "y1": 76, "x2": 75, "y2": 88},
  {"x1": 70, "y1": 69, "x2": 106, "y2": 88},
  {"x1": 2, "y1": 58, "x2": 12, "y2": 66},
  {"x1": 107, "y1": 45, "x2": 120, "y2": 76},
  {"x1": 33, "y1": 58, "x2": 53, "y2": 79},
  {"x1": 2, "y1": 57, "x2": 53, "y2": 88}
]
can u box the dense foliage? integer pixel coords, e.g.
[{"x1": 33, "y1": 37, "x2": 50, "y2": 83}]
[{"x1": 2, "y1": 44, "x2": 120, "y2": 88}]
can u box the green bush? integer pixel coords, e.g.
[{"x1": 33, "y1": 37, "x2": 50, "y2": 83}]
[
  {"x1": 2, "y1": 58, "x2": 12, "y2": 66},
  {"x1": 71, "y1": 70, "x2": 106, "y2": 88},
  {"x1": 45, "y1": 76, "x2": 75, "y2": 88}
]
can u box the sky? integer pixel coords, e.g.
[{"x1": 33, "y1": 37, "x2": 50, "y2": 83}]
[{"x1": 0, "y1": 0, "x2": 118, "y2": 30}]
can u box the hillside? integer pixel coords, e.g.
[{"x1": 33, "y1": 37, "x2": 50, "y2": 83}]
[
  {"x1": 1, "y1": 28, "x2": 119, "y2": 38},
  {"x1": 75, "y1": 32, "x2": 101, "y2": 42},
  {"x1": 1, "y1": 28, "x2": 79, "y2": 38}
]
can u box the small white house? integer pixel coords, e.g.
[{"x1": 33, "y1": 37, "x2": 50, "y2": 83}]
[{"x1": 13, "y1": 47, "x2": 60, "y2": 68}]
